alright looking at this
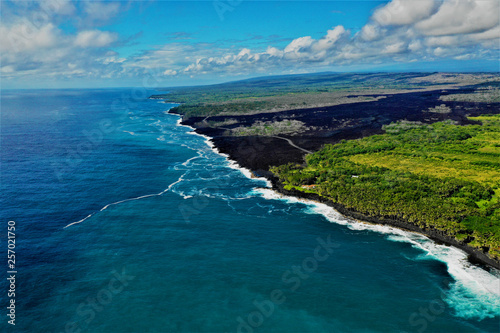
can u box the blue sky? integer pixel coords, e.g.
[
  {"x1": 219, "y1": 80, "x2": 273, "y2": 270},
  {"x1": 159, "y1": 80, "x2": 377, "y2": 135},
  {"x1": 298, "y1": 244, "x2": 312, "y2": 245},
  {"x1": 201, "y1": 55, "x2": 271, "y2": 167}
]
[{"x1": 1, "y1": 0, "x2": 499, "y2": 89}]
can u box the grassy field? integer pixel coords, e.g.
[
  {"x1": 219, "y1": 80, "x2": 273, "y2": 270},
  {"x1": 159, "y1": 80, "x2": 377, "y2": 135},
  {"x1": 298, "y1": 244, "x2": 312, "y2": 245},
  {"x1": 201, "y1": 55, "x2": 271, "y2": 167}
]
[
  {"x1": 344, "y1": 115, "x2": 500, "y2": 186},
  {"x1": 272, "y1": 115, "x2": 500, "y2": 259}
]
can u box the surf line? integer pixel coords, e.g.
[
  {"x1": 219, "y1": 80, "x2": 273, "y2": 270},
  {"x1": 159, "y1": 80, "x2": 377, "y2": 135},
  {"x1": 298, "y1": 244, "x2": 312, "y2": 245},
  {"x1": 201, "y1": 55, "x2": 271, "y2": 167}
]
[
  {"x1": 63, "y1": 174, "x2": 186, "y2": 229},
  {"x1": 66, "y1": 109, "x2": 225, "y2": 230}
]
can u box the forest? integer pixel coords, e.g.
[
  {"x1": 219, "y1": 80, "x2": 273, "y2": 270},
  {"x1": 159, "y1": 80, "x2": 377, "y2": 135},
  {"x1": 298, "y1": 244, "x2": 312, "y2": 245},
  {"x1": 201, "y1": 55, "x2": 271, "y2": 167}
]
[{"x1": 271, "y1": 115, "x2": 500, "y2": 260}]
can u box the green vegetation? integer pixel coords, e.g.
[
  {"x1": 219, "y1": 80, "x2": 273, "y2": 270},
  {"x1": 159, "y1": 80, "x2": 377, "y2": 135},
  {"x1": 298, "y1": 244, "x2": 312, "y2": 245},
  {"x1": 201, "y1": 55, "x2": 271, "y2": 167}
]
[
  {"x1": 232, "y1": 120, "x2": 308, "y2": 136},
  {"x1": 271, "y1": 115, "x2": 500, "y2": 259},
  {"x1": 155, "y1": 72, "x2": 494, "y2": 118},
  {"x1": 440, "y1": 86, "x2": 500, "y2": 103},
  {"x1": 169, "y1": 92, "x2": 383, "y2": 118},
  {"x1": 206, "y1": 119, "x2": 238, "y2": 127},
  {"x1": 425, "y1": 104, "x2": 451, "y2": 114}
]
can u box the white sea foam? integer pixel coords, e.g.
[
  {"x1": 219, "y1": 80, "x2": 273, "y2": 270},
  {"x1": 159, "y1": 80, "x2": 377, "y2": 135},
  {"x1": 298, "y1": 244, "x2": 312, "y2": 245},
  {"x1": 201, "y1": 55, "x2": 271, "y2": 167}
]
[
  {"x1": 181, "y1": 155, "x2": 202, "y2": 167},
  {"x1": 66, "y1": 109, "x2": 228, "y2": 229},
  {"x1": 64, "y1": 192, "x2": 163, "y2": 229},
  {"x1": 252, "y1": 187, "x2": 500, "y2": 319},
  {"x1": 64, "y1": 171, "x2": 189, "y2": 229},
  {"x1": 169, "y1": 113, "x2": 271, "y2": 188},
  {"x1": 387, "y1": 232, "x2": 500, "y2": 319},
  {"x1": 64, "y1": 193, "x2": 158, "y2": 229}
]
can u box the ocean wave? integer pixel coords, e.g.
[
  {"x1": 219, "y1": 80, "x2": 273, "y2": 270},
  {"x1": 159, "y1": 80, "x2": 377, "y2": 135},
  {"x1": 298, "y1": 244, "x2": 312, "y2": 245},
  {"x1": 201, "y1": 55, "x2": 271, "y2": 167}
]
[
  {"x1": 64, "y1": 169, "x2": 189, "y2": 229},
  {"x1": 169, "y1": 113, "x2": 271, "y2": 189},
  {"x1": 64, "y1": 191, "x2": 164, "y2": 229},
  {"x1": 63, "y1": 109, "x2": 254, "y2": 230},
  {"x1": 252, "y1": 187, "x2": 500, "y2": 320}
]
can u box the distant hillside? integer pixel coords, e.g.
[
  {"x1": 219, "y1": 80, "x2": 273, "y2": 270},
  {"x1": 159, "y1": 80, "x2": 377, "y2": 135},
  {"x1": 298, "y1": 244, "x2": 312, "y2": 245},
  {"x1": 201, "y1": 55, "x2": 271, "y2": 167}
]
[{"x1": 151, "y1": 72, "x2": 499, "y2": 118}]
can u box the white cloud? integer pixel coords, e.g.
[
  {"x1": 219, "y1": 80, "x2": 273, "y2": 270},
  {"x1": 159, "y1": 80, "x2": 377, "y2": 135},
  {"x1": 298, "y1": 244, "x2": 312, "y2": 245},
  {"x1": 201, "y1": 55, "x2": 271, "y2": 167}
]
[
  {"x1": 0, "y1": 22, "x2": 60, "y2": 53},
  {"x1": 101, "y1": 56, "x2": 126, "y2": 65},
  {"x1": 372, "y1": 0, "x2": 437, "y2": 26},
  {"x1": 1, "y1": 66, "x2": 15, "y2": 74},
  {"x1": 283, "y1": 36, "x2": 314, "y2": 57},
  {"x1": 360, "y1": 24, "x2": 380, "y2": 41},
  {"x1": 425, "y1": 36, "x2": 461, "y2": 47},
  {"x1": 432, "y1": 46, "x2": 465, "y2": 57},
  {"x1": 416, "y1": 0, "x2": 499, "y2": 36},
  {"x1": 40, "y1": 0, "x2": 76, "y2": 16},
  {"x1": 238, "y1": 48, "x2": 251, "y2": 57},
  {"x1": 382, "y1": 41, "x2": 407, "y2": 54},
  {"x1": 266, "y1": 46, "x2": 283, "y2": 57},
  {"x1": 83, "y1": 1, "x2": 121, "y2": 22},
  {"x1": 1, "y1": 0, "x2": 498, "y2": 85},
  {"x1": 408, "y1": 40, "x2": 422, "y2": 52},
  {"x1": 313, "y1": 26, "x2": 347, "y2": 52},
  {"x1": 74, "y1": 30, "x2": 118, "y2": 48},
  {"x1": 175, "y1": 0, "x2": 499, "y2": 77},
  {"x1": 164, "y1": 69, "x2": 178, "y2": 76},
  {"x1": 470, "y1": 25, "x2": 500, "y2": 42},
  {"x1": 0, "y1": 2, "x2": 123, "y2": 82}
]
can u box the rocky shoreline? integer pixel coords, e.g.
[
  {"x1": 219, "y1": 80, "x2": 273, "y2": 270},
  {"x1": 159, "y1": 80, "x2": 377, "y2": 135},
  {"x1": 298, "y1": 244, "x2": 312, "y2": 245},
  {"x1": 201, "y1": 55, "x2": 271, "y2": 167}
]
[{"x1": 267, "y1": 176, "x2": 500, "y2": 271}]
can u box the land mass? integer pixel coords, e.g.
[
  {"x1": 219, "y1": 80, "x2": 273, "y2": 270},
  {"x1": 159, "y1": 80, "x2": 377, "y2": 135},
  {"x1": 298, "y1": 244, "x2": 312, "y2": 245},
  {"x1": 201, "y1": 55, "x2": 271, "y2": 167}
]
[{"x1": 152, "y1": 72, "x2": 500, "y2": 269}]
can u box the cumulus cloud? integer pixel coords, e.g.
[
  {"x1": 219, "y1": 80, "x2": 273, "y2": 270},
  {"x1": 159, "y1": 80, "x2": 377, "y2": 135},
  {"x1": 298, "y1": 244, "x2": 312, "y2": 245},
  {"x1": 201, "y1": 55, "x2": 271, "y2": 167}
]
[
  {"x1": 0, "y1": 1, "x2": 123, "y2": 82},
  {"x1": 83, "y1": 1, "x2": 121, "y2": 22},
  {"x1": 372, "y1": 0, "x2": 437, "y2": 26},
  {"x1": 1, "y1": 0, "x2": 498, "y2": 84},
  {"x1": 164, "y1": 69, "x2": 178, "y2": 76},
  {"x1": 175, "y1": 0, "x2": 499, "y2": 77},
  {"x1": 40, "y1": 0, "x2": 76, "y2": 16},
  {"x1": 74, "y1": 30, "x2": 118, "y2": 47},
  {"x1": 360, "y1": 24, "x2": 381, "y2": 41},
  {"x1": 416, "y1": 0, "x2": 499, "y2": 36},
  {"x1": 313, "y1": 26, "x2": 347, "y2": 52},
  {"x1": 283, "y1": 36, "x2": 314, "y2": 59},
  {"x1": 0, "y1": 23, "x2": 60, "y2": 53}
]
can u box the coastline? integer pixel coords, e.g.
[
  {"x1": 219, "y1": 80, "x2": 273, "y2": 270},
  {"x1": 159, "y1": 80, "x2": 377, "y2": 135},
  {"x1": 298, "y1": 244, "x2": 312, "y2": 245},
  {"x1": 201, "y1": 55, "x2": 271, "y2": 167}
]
[
  {"x1": 171, "y1": 108, "x2": 500, "y2": 271},
  {"x1": 164, "y1": 105, "x2": 500, "y2": 321},
  {"x1": 268, "y1": 177, "x2": 500, "y2": 271}
]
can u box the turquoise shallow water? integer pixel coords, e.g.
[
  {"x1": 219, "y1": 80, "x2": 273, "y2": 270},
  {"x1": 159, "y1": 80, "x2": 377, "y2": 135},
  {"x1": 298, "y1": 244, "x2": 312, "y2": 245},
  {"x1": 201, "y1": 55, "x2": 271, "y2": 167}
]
[{"x1": 1, "y1": 89, "x2": 499, "y2": 332}]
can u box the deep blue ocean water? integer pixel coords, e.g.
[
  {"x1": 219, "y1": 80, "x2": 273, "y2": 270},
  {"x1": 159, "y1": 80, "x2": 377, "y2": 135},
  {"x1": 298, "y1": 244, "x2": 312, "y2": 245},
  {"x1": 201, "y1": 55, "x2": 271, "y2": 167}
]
[{"x1": 1, "y1": 89, "x2": 499, "y2": 333}]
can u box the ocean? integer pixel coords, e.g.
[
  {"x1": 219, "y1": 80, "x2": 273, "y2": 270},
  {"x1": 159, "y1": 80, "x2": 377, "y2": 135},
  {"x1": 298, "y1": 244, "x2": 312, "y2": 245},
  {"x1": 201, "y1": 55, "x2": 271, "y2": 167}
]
[{"x1": 1, "y1": 88, "x2": 499, "y2": 332}]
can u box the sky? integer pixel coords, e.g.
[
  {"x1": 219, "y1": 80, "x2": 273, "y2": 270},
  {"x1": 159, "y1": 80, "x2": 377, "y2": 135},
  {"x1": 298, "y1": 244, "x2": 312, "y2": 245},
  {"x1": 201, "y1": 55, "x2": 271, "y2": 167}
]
[{"x1": 1, "y1": 0, "x2": 499, "y2": 89}]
